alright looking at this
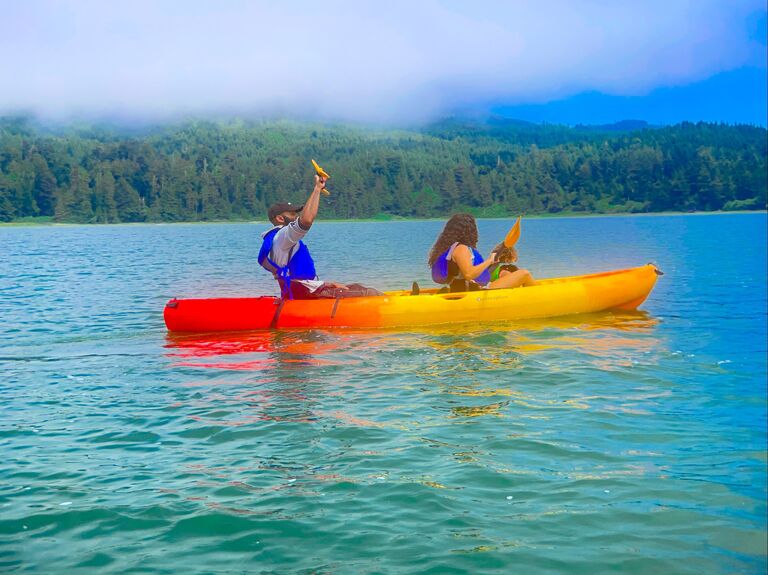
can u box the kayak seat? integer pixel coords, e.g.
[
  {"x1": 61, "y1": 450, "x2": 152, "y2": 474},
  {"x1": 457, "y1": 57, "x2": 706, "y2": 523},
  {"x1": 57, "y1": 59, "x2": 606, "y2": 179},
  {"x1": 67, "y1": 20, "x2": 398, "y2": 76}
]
[{"x1": 449, "y1": 279, "x2": 482, "y2": 293}]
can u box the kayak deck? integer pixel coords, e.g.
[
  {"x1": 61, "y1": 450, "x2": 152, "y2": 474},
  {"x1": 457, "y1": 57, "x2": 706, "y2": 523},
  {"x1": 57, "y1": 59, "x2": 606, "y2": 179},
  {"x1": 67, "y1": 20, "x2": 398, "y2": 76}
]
[{"x1": 164, "y1": 264, "x2": 661, "y2": 332}]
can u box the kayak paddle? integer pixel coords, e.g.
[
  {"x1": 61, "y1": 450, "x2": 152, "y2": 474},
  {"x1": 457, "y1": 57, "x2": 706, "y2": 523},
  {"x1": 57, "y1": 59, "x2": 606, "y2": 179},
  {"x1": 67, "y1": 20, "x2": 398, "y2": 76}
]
[
  {"x1": 311, "y1": 159, "x2": 331, "y2": 195},
  {"x1": 503, "y1": 216, "x2": 522, "y2": 247}
]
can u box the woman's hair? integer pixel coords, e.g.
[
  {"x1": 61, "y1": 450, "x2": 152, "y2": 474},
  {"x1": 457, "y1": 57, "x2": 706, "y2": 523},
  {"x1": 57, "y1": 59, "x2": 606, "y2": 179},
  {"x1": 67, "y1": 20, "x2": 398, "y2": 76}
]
[{"x1": 428, "y1": 213, "x2": 479, "y2": 266}]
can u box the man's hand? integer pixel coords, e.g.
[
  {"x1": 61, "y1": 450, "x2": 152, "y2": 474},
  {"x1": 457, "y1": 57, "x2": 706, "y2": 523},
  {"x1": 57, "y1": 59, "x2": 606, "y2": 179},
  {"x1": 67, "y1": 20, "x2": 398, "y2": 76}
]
[{"x1": 314, "y1": 175, "x2": 329, "y2": 195}]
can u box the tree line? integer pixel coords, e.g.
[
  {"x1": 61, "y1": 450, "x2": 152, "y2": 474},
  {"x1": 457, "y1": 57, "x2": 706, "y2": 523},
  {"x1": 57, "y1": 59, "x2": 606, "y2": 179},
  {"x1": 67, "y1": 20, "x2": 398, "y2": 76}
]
[{"x1": 0, "y1": 116, "x2": 765, "y2": 223}]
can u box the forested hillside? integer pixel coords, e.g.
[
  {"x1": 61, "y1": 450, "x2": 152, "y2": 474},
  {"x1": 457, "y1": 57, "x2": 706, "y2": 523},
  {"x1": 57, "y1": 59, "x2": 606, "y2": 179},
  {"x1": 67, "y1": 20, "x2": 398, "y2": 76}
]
[{"x1": 0, "y1": 116, "x2": 765, "y2": 223}]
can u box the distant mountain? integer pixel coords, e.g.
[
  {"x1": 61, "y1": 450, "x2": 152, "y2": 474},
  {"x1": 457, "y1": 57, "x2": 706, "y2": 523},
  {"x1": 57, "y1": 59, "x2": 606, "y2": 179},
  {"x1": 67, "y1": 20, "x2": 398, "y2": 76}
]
[
  {"x1": 484, "y1": 116, "x2": 539, "y2": 128},
  {"x1": 486, "y1": 68, "x2": 768, "y2": 127},
  {"x1": 573, "y1": 120, "x2": 652, "y2": 132},
  {"x1": 422, "y1": 115, "x2": 654, "y2": 148},
  {"x1": 428, "y1": 115, "x2": 655, "y2": 135}
]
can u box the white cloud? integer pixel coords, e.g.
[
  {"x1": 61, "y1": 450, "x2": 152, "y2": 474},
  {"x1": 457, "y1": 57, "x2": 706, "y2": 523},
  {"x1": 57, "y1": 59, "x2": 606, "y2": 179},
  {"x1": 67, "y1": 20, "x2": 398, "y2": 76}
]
[{"x1": 0, "y1": 0, "x2": 764, "y2": 122}]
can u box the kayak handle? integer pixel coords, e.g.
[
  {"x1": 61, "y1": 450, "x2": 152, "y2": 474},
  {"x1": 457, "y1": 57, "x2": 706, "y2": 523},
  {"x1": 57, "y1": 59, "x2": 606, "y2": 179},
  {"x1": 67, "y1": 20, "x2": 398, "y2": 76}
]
[
  {"x1": 648, "y1": 263, "x2": 665, "y2": 276},
  {"x1": 439, "y1": 293, "x2": 468, "y2": 301}
]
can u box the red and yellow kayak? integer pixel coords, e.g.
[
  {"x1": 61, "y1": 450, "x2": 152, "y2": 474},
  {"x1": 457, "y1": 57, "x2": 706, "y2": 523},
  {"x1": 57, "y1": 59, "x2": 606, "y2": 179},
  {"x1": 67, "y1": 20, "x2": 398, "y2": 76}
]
[{"x1": 164, "y1": 264, "x2": 661, "y2": 333}]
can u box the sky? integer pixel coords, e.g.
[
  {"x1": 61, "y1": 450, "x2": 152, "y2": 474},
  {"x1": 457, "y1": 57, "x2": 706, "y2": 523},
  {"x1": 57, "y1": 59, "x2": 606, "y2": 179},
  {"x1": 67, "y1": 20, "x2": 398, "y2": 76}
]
[{"x1": 1, "y1": 0, "x2": 766, "y2": 126}]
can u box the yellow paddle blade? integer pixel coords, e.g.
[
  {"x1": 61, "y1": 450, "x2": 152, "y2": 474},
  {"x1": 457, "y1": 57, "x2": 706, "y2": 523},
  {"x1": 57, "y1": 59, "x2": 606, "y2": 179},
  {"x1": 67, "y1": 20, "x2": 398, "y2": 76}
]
[
  {"x1": 503, "y1": 216, "x2": 521, "y2": 247},
  {"x1": 310, "y1": 159, "x2": 331, "y2": 195},
  {"x1": 311, "y1": 159, "x2": 330, "y2": 179}
]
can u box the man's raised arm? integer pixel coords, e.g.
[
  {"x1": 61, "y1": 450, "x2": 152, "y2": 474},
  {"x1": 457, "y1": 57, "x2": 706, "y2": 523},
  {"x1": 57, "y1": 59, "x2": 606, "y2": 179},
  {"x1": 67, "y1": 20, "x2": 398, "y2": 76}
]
[{"x1": 298, "y1": 175, "x2": 327, "y2": 230}]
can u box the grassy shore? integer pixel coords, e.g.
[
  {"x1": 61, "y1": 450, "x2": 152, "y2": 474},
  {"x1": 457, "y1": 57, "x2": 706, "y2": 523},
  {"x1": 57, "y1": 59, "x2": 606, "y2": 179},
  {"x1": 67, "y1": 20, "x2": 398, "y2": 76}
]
[{"x1": 1, "y1": 210, "x2": 765, "y2": 227}]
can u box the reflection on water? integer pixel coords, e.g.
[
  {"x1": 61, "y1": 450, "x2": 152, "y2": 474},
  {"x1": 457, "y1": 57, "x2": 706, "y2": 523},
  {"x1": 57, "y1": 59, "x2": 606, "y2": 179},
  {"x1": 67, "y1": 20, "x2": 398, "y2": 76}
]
[
  {"x1": 165, "y1": 310, "x2": 659, "y2": 364},
  {"x1": 163, "y1": 311, "x2": 663, "y2": 428}
]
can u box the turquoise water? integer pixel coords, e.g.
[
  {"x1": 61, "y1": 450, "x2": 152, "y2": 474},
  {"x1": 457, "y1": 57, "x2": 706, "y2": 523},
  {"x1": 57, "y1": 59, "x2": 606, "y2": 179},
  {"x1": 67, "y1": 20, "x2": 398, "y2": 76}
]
[{"x1": 1, "y1": 214, "x2": 766, "y2": 574}]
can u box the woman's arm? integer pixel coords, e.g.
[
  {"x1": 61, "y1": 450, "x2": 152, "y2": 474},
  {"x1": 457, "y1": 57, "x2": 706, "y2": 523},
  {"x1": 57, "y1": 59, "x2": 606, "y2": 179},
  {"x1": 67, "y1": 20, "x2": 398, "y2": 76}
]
[{"x1": 452, "y1": 245, "x2": 496, "y2": 280}]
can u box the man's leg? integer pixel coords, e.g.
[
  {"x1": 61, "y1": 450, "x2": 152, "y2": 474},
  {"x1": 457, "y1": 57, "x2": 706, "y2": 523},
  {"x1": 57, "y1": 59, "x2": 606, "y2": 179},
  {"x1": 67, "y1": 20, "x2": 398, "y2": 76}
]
[
  {"x1": 341, "y1": 283, "x2": 384, "y2": 297},
  {"x1": 310, "y1": 282, "x2": 383, "y2": 299}
]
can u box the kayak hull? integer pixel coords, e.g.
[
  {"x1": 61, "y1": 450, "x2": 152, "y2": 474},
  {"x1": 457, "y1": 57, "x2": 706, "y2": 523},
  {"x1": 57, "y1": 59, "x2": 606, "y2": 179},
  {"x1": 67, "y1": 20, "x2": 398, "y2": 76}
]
[{"x1": 164, "y1": 264, "x2": 660, "y2": 333}]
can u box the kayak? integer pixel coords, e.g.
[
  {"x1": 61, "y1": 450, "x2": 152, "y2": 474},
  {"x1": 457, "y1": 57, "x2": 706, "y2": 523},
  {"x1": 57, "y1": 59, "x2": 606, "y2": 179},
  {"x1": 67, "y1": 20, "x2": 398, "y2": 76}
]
[{"x1": 164, "y1": 264, "x2": 661, "y2": 333}]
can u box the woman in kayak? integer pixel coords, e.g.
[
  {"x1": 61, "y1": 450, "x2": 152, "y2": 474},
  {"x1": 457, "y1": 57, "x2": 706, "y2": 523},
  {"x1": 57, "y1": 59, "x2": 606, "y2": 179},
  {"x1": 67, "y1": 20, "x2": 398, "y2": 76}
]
[{"x1": 428, "y1": 213, "x2": 536, "y2": 292}]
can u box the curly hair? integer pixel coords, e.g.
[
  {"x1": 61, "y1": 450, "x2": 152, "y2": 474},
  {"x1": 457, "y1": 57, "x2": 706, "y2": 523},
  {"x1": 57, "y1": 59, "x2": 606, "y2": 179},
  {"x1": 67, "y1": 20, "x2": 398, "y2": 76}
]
[
  {"x1": 428, "y1": 213, "x2": 479, "y2": 266},
  {"x1": 492, "y1": 243, "x2": 517, "y2": 263}
]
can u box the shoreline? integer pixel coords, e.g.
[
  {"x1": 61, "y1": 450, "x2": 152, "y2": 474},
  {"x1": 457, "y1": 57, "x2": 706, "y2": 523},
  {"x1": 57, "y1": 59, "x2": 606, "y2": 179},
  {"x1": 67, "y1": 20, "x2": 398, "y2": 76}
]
[{"x1": 1, "y1": 209, "x2": 765, "y2": 228}]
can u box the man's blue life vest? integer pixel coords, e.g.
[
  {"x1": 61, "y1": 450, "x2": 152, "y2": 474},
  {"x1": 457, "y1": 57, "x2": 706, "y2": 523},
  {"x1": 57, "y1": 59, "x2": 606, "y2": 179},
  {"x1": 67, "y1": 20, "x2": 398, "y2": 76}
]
[
  {"x1": 431, "y1": 243, "x2": 491, "y2": 287},
  {"x1": 258, "y1": 227, "x2": 318, "y2": 299}
]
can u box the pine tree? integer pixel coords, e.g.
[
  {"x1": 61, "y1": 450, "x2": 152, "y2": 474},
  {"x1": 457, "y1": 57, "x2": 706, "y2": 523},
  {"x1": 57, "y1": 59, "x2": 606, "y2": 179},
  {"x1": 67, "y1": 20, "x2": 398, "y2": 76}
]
[{"x1": 115, "y1": 177, "x2": 145, "y2": 222}]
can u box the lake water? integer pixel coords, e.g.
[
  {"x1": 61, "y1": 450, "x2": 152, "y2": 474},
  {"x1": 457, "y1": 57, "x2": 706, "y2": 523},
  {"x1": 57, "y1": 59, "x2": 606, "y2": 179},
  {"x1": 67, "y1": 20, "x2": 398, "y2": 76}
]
[{"x1": 1, "y1": 213, "x2": 766, "y2": 574}]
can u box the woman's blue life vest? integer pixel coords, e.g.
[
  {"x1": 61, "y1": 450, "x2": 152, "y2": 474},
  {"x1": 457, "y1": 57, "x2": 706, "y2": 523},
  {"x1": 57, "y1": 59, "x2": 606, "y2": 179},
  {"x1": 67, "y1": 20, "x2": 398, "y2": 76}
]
[
  {"x1": 258, "y1": 227, "x2": 318, "y2": 299},
  {"x1": 431, "y1": 243, "x2": 491, "y2": 287}
]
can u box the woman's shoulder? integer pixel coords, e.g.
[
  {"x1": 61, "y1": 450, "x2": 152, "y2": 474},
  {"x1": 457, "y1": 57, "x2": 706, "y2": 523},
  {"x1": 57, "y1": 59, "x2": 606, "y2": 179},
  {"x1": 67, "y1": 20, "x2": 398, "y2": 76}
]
[{"x1": 451, "y1": 243, "x2": 472, "y2": 258}]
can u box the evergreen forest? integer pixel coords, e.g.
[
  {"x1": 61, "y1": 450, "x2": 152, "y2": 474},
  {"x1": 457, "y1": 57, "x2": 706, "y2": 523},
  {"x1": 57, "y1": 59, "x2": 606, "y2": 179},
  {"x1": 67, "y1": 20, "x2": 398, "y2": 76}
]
[{"x1": 0, "y1": 116, "x2": 765, "y2": 223}]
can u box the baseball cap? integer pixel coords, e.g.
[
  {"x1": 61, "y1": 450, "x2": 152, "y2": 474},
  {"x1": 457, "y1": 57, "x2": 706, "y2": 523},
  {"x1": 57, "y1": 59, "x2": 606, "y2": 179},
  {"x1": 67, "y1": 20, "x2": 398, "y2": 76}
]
[{"x1": 267, "y1": 202, "x2": 304, "y2": 224}]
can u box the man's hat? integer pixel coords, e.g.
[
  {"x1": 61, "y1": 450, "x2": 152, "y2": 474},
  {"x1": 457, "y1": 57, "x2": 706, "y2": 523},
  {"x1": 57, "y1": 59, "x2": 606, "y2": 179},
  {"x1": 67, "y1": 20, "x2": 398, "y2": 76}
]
[{"x1": 267, "y1": 202, "x2": 304, "y2": 225}]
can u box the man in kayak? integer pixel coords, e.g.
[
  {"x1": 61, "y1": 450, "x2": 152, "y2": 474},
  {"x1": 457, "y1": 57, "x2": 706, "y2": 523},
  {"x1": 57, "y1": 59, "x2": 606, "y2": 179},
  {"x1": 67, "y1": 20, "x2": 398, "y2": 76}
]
[{"x1": 258, "y1": 174, "x2": 382, "y2": 299}]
